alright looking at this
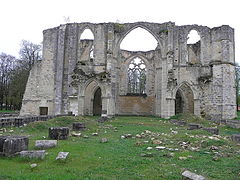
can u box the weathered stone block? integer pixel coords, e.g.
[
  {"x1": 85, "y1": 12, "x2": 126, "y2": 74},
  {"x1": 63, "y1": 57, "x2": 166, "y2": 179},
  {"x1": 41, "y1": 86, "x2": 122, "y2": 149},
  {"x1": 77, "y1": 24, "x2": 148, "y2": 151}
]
[
  {"x1": 203, "y1": 127, "x2": 219, "y2": 135},
  {"x1": 97, "y1": 116, "x2": 108, "y2": 123},
  {"x1": 72, "y1": 123, "x2": 86, "y2": 131},
  {"x1": 231, "y1": 134, "x2": 240, "y2": 143},
  {"x1": 182, "y1": 170, "x2": 206, "y2": 180},
  {"x1": 170, "y1": 119, "x2": 187, "y2": 126},
  {"x1": 0, "y1": 136, "x2": 28, "y2": 156},
  {"x1": 49, "y1": 127, "x2": 69, "y2": 140},
  {"x1": 19, "y1": 150, "x2": 46, "y2": 159},
  {"x1": 188, "y1": 124, "x2": 202, "y2": 130},
  {"x1": 35, "y1": 140, "x2": 57, "y2": 149},
  {"x1": 56, "y1": 152, "x2": 69, "y2": 160}
]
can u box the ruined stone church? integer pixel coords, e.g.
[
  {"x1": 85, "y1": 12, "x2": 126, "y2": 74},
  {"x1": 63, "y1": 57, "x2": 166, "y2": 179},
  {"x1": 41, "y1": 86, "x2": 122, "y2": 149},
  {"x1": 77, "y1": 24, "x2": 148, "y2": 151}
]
[{"x1": 20, "y1": 22, "x2": 236, "y2": 120}]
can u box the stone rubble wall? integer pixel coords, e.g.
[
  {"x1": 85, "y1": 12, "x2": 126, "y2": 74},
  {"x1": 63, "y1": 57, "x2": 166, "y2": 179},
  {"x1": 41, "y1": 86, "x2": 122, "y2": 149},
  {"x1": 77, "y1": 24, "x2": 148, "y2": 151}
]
[{"x1": 0, "y1": 115, "x2": 70, "y2": 128}]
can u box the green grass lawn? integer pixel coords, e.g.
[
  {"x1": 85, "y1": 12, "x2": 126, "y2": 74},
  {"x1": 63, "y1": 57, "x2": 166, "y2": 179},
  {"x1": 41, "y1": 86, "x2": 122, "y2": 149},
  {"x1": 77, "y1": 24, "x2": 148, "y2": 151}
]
[
  {"x1": 0, "y1": 109, "x2": 17, "y2": 113},
  {"x1": 0, "y1": 115, "x2": 240, "y2": 180}
]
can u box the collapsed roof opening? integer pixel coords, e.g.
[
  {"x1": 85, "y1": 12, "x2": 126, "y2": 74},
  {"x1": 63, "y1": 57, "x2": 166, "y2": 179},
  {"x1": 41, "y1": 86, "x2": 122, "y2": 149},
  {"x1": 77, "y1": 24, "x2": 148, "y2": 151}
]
[{"x1": 120, "y1": 27, "x2": 158, "y2": 51}]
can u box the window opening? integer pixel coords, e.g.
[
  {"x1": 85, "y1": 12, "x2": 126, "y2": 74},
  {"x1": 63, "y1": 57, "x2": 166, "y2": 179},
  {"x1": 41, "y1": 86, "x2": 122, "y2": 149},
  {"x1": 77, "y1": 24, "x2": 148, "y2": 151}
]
[
  {"x1": 120, "y1": 27, "x2": 158, "y2": 51},
  {"x1": 128, "y1": 57, "x2": 146, "y2": 94}
]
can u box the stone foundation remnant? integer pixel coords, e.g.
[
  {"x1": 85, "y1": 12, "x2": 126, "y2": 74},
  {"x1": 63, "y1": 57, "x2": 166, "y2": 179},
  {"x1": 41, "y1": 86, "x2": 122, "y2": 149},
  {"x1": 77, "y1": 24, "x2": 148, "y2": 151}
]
[
  {"x1": 20, "y1": 21, "x2": 236, "y2": 121},
  {"x1": 203, "y1": 127, "x2": 219, "y2": 135},
  {"x1": 0, "y1": 136, "x2": 28, "y2": 156},
  {"x1": 49, "y1": 127, "x2": 69, "y2": 140},
  {"x1": 72, "y1": 122, "x2": 86, "y2": 131}
]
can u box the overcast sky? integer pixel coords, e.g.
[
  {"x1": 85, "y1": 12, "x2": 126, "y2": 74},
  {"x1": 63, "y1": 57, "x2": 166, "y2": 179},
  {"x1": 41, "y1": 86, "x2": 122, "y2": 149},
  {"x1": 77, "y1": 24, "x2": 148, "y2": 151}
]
[{"x1": 0, "y1": 0, "x2": 239, "y2": 62}]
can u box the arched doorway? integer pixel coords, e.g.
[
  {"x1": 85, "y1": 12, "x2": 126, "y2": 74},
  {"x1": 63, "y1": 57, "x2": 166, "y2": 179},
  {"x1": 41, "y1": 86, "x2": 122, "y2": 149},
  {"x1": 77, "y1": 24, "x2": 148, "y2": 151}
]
[
  {"x1": 93, "y1": 87, "x2": 102, "y2": 115},
  {"x1": 175, "y1": 84, "x2": 194, "y2": 114}
]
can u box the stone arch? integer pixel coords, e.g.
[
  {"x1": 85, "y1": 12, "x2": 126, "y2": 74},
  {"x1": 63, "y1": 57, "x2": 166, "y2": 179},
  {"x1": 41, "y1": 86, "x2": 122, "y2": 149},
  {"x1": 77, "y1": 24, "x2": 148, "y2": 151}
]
[
  {"x1": 77, "y1": 27, "x2": 95, "y2": 62},
  {"x1": 186, "y1": 29, "x2": 201, "y2": 64},
  {"x1": 117, "y1": 24, "x2": 162, "y2": 51},
  {"x1": 79, "y1": 26, "x2": 95, "y2": 40},
  {"x1": 93, "y1": 87, "x2": 102, "y2": 115},
  {"x1": 174, "y1": 83, "x2": 194, "y2": 114},
  {"x1": 82, "y1": 79, "x2": 104, "y2": 115}
]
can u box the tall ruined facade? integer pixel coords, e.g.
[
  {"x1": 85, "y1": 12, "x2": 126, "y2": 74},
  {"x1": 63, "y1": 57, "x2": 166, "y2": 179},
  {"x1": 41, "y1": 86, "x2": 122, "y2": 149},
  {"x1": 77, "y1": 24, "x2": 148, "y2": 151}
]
[{"x1": 20, "y1": 22, "x2": 236, "y2": 120}]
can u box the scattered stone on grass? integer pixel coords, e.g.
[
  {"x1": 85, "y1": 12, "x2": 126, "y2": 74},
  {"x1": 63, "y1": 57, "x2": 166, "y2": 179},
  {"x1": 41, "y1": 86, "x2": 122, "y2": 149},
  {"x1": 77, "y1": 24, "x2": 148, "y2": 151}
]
[
  {"x1": 188, "y1": 124, "x2": 202, "y2": 130},
  {"x1": 170, "y1": 119, "x2": 187, "y2": 126},
  {"x1": 97, "y1": 116, "x2": 108, "y2": 123},
  {"x1": 152, "y1": 140, "x2": 162, "y2": 145},
  {"x1": 35, "y1": 140, "x2": 57, "y2": 149},
  {"x1": 140, "y1": 153, "x2": 153, "y2": 157},
  {"x1": 19, "y1": 150, "x2": 46, "y2": 159},
  {"x1": 121, "y1": 134, "x2": 132, "y2": 139},
  {"x1": 155, "y1": 146, "x2": 166, "y2": 150},
  {"x1": 49, "y1": 127, "x2": 69, "y2": 140},
  {"x1": 208, "y1": 135, "x2": 220, "y2": 141},
  {"x1": 30, "y1": 163, "x2": 37, "y2": 168},
  {"x1": 83, "y1": 135, "x2": 89, "y2": 138},
  {"x1": 182, "y1": 170, "x2": 206, "y2": 180},
  {"x1": 135, "y1": 134, "x2": 142, "y2": 138},
  {"x1": 0, "y1": 128, "x2": 6, "y2": 133},
  {"x1": 203, "y1": 127, "x2": 219, "y2": 135},
  {"x1": 56, "y1": 152, "x2": 69, "y2": 160},
  {"x1": 210, "y1": 145, "x2": 219, "y2": 151},
  {"x1": 179, "y1": 141, "x2": 190, "y2": 149},
  {"x1": 168, "y1": 153, "x2": 175, "y2": 157},
  {"x1": 231, "y1": 134, "x2": 240, "y2": 143},
  {"x1": 146, "y1": 147, "x2": 153, "y2": 150},
  {"x1": 171, "y1": 130, "x2": 178, "y2": 134},
  {"x1": 100, "y1": 138, "x2": 108, "y2": 143},
  {"x1": 92, "y1": 133, "x2": 98, "y2": 136},
  {"x1": 167, "y1": 148, "x2": 179, "y2": 151},
  {"x1": 72, "y1": 122, "x2": 86, "y2": 131},
  {"x1": 71, "y1": 132, "x2": 81, "y2": 137},
  {"x1": 179, "y1": 156, "x2": 187, "y2": 160}
]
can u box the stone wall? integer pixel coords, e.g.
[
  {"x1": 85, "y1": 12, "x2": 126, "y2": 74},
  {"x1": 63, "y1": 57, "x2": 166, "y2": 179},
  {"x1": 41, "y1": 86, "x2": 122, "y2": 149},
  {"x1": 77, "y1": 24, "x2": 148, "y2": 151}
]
[
  {"x1": 20, "y1": 22, "x2": 236, "y2": 120},
  {"x1": 0, "y1": 115, "x2": 70, "y2": 128}
]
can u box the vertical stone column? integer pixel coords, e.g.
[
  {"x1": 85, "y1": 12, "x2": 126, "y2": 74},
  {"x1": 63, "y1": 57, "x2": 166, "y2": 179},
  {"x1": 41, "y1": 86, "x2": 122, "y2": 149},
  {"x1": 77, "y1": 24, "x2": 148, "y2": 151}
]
[
  {"x1": 155, "y1": 66, "x2": 162, "y2": 116},
  {"x1": 78, "y1": 85, "x2": 85, "y2": 115},
  {"x1": 160, "y1": 58, "x2": 169, "y2": 118},
  {"x1": 66, "y1": 24, "x2": 78, "y2": 112},
  {"x1": 194, "y1": 99, "x2": 201, "y2": 116},
  {"x1": 207, "y1": 25, "x2": 236, "y2": 120},
  {"x1": 54, "y1": 25, "x2": 66, "y2": 115},
  {"x1": 106, "y1": 24, "x2": 116, "y2": 117}
]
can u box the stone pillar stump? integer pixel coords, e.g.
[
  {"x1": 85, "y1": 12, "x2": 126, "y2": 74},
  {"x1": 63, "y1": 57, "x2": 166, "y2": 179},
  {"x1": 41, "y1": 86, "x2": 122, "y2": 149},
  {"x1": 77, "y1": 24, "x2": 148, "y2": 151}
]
[
  {"x1": 49, "y1": 127, "x2": 69, "y2": 140},
  {"x1": 0, "y1": 136, "x2": 29, "y2": 156}
]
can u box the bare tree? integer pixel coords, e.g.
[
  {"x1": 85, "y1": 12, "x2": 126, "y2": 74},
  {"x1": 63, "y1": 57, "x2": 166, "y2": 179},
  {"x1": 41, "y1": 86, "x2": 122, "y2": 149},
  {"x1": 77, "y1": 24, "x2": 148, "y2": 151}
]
[
  {"x1": 0, "y1": 53, "x2": 17, "y2": 110},
  {"x1": 0, "y1": 40, "x2": 42, "y2": 110},
  {"x1": 19, "y1": 40, "x2": 42, "y2": 70}
]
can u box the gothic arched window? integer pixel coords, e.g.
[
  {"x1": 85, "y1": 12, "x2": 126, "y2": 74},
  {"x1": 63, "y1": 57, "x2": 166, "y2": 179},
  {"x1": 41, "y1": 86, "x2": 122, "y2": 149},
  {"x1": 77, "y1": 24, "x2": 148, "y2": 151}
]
[{"x1": 128, "y1": 57, "x2": 146, "y2": 94}]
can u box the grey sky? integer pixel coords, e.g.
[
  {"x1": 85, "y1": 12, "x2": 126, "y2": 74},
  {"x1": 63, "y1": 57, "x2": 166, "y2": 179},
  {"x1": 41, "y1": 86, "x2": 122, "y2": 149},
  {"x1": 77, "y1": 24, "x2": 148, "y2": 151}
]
[{"x1": 0, "y1": 0, "x2": 239, "y2": 62}]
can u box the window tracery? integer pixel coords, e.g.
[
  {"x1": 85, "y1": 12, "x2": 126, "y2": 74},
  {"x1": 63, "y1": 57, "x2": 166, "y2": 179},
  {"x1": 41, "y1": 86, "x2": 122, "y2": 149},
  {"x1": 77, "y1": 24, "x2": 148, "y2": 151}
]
[{"x1": 127, "y1": 57, "x2": 146, "y2": 94}]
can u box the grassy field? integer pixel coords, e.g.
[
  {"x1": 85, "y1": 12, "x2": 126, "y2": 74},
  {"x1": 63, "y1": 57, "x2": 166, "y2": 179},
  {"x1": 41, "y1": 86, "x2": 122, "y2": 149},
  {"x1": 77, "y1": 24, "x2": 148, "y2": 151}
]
[
  {"x1": 0, "y1": 115, "x2": 240, "y2": 180},
  {"x1": 0, "y1": 109, "x2": 17, "y2": 113}
]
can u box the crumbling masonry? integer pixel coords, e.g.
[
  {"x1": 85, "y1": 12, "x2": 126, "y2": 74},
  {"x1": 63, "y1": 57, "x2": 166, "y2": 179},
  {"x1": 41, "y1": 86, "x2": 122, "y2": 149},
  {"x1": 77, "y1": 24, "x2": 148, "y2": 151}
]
[{"x1": 20, "y1": 22, "x2": 236, "y2": 120}]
